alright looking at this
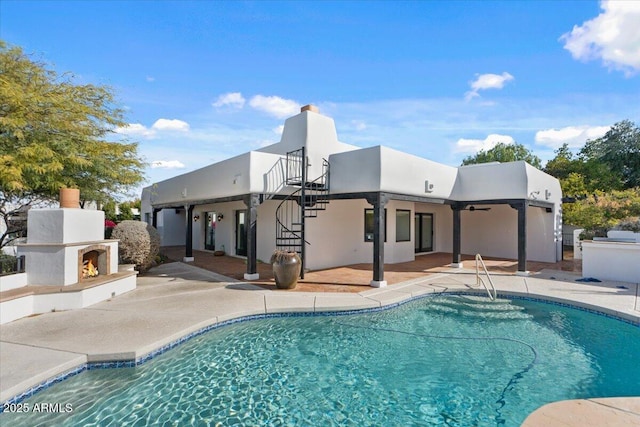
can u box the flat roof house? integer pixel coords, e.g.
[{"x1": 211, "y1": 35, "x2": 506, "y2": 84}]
[{"x1": 141, "y1": 105, "x2": 562, "y2": 287}]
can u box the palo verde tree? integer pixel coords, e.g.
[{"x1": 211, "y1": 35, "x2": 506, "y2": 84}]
[
  {"x1": 0, "y1": 41, "x2": 145, "y2": 248},
  {"x1": 461, "y1": 142, "x2": 542, "y2": 168}
]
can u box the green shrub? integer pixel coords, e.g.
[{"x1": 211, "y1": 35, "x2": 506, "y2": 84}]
[
  {"x1": 0, "y1": 254, "x2": 18, "y2": 275},
  {"x1": 111, "y1": 220, "x2": 160, "y2": 272}
]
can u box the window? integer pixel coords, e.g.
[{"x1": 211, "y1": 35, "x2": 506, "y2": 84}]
[
  {"x1": 396, "y1": 209, "x2": 411, "y2": 242},
  {"x1": 364, "y1": 209, "x2": 387, "y2": 242}
]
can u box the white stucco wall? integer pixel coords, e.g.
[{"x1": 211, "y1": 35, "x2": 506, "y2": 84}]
[
  {"x1": 459, "y1": 204, "x2": 557, "y2": 263},
  {"x1": 453, "y1": 162, "x2": 524, "y2": 201},
  {"x1": 27, "y1": 209, "x2": 104, "y2": 244},
  {"x1": 258, "y1": 110, "x2": 358, "y2": 180},
  {"x1": 582, "y1": 241, "x2": 640, "y2": 283},
  {"x1": 329, "y1": 146, "x2": 458, "y2": 200},
  {"x1": 157, "y1": 208, "x2": 187, "y2": 247}
]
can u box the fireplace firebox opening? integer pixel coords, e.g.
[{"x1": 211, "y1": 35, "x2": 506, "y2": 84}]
[{"x1": 78, "y1": 245, "x2": 110, "y2": 282}]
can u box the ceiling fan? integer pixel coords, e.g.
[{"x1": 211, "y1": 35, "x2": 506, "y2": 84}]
[{"x1": 465, "y1": 206, "x2": 491, "y2": 211}]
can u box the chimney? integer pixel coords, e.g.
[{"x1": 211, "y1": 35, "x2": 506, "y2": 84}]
[{"x1": 301, "y1": 104, "x2": 319, "y2": 113}]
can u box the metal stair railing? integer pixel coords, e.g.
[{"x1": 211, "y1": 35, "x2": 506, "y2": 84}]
[
  {"x1": 475, "y1": 253, "x2": 497, "y2": 300},
  {"x1": 275, "y1": 148, "x2": 330, "y2": 278}
]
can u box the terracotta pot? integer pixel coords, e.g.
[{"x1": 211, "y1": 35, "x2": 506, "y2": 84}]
[
  {"x1": 272, "y1": 253, "x2": 301, "y2": 289},
  {"x1": 59, "y1": 188, "x2": 80, "y2": 208}
]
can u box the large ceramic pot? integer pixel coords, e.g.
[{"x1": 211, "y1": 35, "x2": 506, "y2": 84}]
[
  {"x1": 59, "y1": 188, "x2": 80, "y2": 208},
  {"x1": 271, "y1": 251, "x2": 301, "y2": 289}
]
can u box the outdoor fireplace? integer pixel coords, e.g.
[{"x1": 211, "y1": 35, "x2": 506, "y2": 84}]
[
  {"x1": 78, "y1": 245, "x2": 110, "y2": 281},
  {"x1": 18, "y1": 189, "x2": 119, "y2": 286}
]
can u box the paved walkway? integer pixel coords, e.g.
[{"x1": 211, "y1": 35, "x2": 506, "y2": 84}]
[{"x1": 0, "y1": 261, "x2": 638, "y2": 425}]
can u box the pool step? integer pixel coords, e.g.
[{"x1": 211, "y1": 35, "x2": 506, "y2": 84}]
[{"x1": 425, "y1": 296, "x2": 530, "y2": 320}]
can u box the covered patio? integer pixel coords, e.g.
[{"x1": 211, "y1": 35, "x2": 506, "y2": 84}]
[{"x1": 160, "y1": 246, "x2": 580, "y2": 293}]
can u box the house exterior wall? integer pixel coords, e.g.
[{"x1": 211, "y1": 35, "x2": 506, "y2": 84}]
[
  {"x1": 142, "y1": 107, "x2": 564, "y2": 271},
  {"x1": 329, "y1": 146, "x2": 458, "y2": 200},
  {"x1": 157, "y1": 208, "x2": 186, "y2": 247},
  {"x1": 459, "y1": 204, "x2": 557, "y2": 263},
  {"x1": 461, "y1": 205, "x2": 517, "y2": 260}
]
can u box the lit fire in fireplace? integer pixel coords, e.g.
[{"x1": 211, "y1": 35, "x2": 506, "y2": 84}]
[{"x1": 83, "y1": 259, "x2": 99, "y2": 278}]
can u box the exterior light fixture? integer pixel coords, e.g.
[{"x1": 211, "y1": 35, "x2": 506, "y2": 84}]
[
  {"x1": 217, "y1": 214, "x2": 224, "y2": 221},
  {"x1": 193, "y1": 214, "x2": 200, "y2": 222},
  {"x1": 425, "y1": 180, "x2": 434, "y2": 193}
]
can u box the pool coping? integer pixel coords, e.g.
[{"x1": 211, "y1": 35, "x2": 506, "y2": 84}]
[{"x1": 1, "y1": 263, "x2": 639, "y2": 421}]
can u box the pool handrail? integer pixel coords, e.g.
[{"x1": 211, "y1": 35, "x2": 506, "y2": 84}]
[{"x1": 475, "y1": 253, "x2": 497, "y2": 300}]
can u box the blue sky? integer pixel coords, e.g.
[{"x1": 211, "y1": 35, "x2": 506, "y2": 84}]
[{"x1": 2, "y1": 1, "x2": 639, "y2": 198}]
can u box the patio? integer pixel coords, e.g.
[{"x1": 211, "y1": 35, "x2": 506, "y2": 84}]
[{"x1": 160, "y1": 246, "x2": 581, "y2": 293}]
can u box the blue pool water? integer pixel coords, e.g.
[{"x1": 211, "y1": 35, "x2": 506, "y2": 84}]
[{"x1": 2, "y1": 295, "x2": 639, "y2": 426}]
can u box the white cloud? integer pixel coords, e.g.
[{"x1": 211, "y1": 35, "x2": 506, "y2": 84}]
[
  {"x1": 115, "y1": 119, "x2": 190, "y2": 138},
  {"x1": 535, "y1": 125, "x2": 610, "y2": 149},
  {"x1": 249, "y1": 95, "x2": 300, "y2": 118},
  {"x1": 146, "y1": 76, "x2": 155, "y2": 82},
  {"x1": 151, "y1": 119, "x2": 190, "y2": 132},
  {"x1": 212, "y1": 92, "x2": 246, "y2": 109},
  {"x1": 465, "y1": 72, "x2": 514, "y2": 101},
  {"x1": 115, "y1": 123, "x2": 155, "y2": 138},
  {"x1": 454, "y1": 134, "x2": 515, "y2": 154},
  {"x1": 151, "y1": 160, "x2": 186, "y2": 169},
  {"x1": 351, "y1": 120, "x2": 367, "y2": 131},
  {"x1": 560, "y1": 0, "x2": 640, "y2": 76}
]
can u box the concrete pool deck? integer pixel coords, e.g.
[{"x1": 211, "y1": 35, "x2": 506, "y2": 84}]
[{"x1": 1, "y1": 261, "x2": 638, "y2": 424}]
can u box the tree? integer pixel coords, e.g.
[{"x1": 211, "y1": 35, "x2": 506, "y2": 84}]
[
  {"x1": 544, "y1": 143, "x2": 621, "y2": 194},
  {"x1": 562, "y1": 188, "x2": 640, "y2": 232},
  {"x1": 0, "y1": 41, "x2": 145, "y2": 248},
  {"x1": 461, "y1": 142, "x2": 542, "y2": 168},
  {"x1": 579, "y1": 120, "x2": 640, "y2": 189},
  {"x1": 543, "y1": 143, "x2": 579, "y2": 181}
]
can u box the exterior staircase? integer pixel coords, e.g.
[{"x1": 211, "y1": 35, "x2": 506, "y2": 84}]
[{"x1": 275, "y1": 147, "x2": 330, "y2": 278}]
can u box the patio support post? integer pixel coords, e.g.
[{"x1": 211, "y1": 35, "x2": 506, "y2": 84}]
[
  {"x1": 183, "y1": 204, "x2": 194, "y2": 262},
  {"x1": 243, "y1": 193, "x2": 261, "y2": 280},
  {"x1": 510, "y1": 200, "x2": 529, "y2": 275},
  {"x1": 451, "y1": 203, "x2": 463, "y2": 268},
  {"x1": 366, "y1": 192, "x2": 389, "y2": 288}
]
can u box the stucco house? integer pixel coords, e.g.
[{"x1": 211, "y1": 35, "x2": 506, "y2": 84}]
[{"x1": 141, "y1": 105, "x2": 562, "y2": 287}]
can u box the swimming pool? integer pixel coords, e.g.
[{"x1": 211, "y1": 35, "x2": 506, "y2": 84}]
[{"x1": 2, "y1": 295, "x2": 639, "y2": 426}]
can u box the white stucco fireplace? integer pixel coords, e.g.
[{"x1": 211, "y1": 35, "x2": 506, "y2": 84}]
[
  {"x1": 1, "y1": 191, "x2": 138, "y2": 324},
  {"x1": 19, "y1": 208, "x2": 119, "y2": 286}
]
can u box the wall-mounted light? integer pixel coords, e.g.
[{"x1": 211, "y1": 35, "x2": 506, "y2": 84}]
[
  {"x1": 217, "y1": 214, "x2": 224, "y2": 221},
  {"x1": 425, "y1": 180, "x2": 434, "y2": 193},
  {"x1": 193, "y1": 214, "x2": 200, "y2": 222},
  {"x1": 545, "y1": 190, "x2": 551, "y2": 200}
]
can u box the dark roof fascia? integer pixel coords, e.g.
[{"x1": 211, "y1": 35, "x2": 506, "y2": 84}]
[
  {"x1": 152, "y1": 194, "x2": 248, "y2": 210},
  {"x1": 328, "y1": 191, "x2": 447, "y2": 205},
  {"x1": 452, "y1": 198, "x2": 555, "y2": 209}
]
